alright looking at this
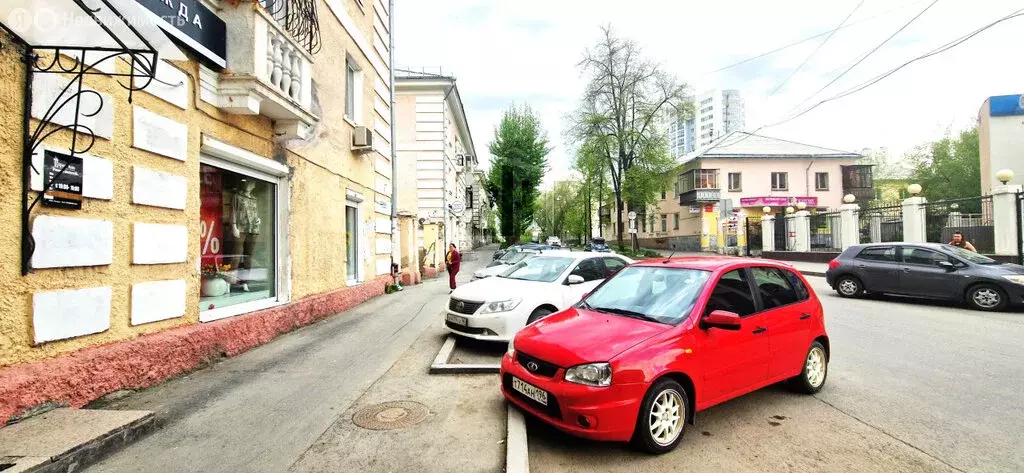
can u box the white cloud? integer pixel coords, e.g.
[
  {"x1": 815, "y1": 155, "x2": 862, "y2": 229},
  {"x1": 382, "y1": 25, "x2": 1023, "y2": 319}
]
[{"x1": 395, "y1": 0, "x2": 1024, "y2": 185}]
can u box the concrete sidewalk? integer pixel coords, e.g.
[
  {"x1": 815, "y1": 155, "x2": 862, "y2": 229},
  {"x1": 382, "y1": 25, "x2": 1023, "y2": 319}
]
[{"x1": 84, "y1": 247, "x2": 495, "y2": 473}]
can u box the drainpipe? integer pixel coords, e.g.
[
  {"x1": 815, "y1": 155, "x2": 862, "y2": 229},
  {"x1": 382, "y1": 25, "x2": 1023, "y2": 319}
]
[
  {"x1": 805, "y1": 160, "x2": 814, "y2": 204},
  {"x1": 388, "y1": 0, "x2": 399, "y2": 280}
]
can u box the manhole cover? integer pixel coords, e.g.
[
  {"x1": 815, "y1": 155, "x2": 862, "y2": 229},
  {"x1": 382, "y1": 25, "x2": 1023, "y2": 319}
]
[{"x1": 352, "y1": 401, "x2": 429, "y2": 430}]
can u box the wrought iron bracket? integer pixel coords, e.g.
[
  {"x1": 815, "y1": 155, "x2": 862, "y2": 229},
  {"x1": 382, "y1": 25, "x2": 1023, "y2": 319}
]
[{"x1": 0, "y1": 0, "x2": 163, "y2": 275}]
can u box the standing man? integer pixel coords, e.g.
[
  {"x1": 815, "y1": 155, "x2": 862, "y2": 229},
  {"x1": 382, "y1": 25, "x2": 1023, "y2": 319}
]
[
  {"x1": 949, "y1": 231, "x2": 978, "y2": 252},
  {"x1": 446, "y1": 243, "x2": 461, "y2": 292}
]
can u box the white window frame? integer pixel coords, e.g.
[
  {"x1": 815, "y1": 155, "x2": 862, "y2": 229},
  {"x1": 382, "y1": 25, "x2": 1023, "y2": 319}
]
[
  {"x1": 344, "y1": 55, "x2": 364, "y2": 125},
  {"x1": 345, "y1": 196, "x2": 366, "y2": 286},
  {"x1": 815, "y1": 172, "x2": 829, "y2": 191},
  {"x1": 771, "y1": 172, "x2": 789, "y2": 191},
  {"x1": 198, "y1": 138, "x2": 291, "y2": 323},
  {"x1": 728, "y1": 172, "x2": 742, "y2": 192}
]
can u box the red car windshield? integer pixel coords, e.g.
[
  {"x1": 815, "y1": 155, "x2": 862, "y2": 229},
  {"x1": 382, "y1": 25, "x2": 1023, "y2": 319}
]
[{"x1": 582, "y1": 266, "x2": 711, "y2": 325}]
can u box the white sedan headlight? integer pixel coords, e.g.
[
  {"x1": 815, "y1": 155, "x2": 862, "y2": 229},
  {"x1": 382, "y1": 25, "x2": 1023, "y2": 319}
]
[
  {"x1": 1003, "y1": 275, "x2": 1024, "y2": 285},
  {"x1": 479, "y1": 298, "x2": 522, "y2": 314},
  {"x1": 565, "y1": 363, "x2": 612, "y2": 387}
]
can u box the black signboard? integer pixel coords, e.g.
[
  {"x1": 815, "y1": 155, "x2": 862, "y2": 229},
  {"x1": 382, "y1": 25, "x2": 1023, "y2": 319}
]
[
  {"x1": 135, "y1": 0, "x2": 228, "y2": 68},
  {"x1": 42, "y1": 150, "x2": 84, "y2": 210}
]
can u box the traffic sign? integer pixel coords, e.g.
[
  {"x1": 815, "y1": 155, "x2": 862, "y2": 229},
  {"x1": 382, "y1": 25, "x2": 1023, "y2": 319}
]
[
  {"x1": 627, "y1": 211, "x2": 637, "y2": 220},
  {"x1": 450, "y1": 201, "x2": 465, "y2": 215}
]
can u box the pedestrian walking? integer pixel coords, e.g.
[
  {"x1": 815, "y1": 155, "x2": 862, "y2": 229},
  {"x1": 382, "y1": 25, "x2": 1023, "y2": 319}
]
[
  {"x1": 446, "y1": 243, "x2": 461, "y2": 292},
  {"x1": 948, "y1": 231, "x2": 977, "y2": 252}
]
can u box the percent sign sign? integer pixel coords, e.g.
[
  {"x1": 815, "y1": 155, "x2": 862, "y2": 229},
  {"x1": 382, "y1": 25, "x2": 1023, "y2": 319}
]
[{"x1": 201, "y1": 219, "x2": 221, "y2": 255}]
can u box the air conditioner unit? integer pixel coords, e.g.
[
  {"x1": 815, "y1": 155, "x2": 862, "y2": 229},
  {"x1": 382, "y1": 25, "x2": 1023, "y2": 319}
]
[{"x1": 352, "y1": 126, "x2": 373, "y2": 150}]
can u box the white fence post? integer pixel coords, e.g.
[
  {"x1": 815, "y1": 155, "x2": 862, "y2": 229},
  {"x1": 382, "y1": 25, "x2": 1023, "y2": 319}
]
[
  {"x1": 869, "y1": 214, "x2": 882, "y2": 243},
  {"x1": 839, "y1": 203, "x2": 860, "y2": 250},
  {"x1": 992, "y1": 184, "x2": 1023, "y2": 255},
  {"x1": 761, "y1": 215, "x2": 775, "y2": 252},
  {"x1": 902, "y1": 196, "x2": 927, "y2": 243},
  {"x1": 791, "y1": 211, "x2": 811, "y2": 252}
]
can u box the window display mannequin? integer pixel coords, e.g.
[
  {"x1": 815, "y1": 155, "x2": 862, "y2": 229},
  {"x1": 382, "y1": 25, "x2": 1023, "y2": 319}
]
[{"x1": 230, "y1": 179, "x2": 261, "y2": 292}]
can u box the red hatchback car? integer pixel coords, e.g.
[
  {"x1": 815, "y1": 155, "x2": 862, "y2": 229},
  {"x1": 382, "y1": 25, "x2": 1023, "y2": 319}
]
[{"x1": 500, "y1": 257, "x2": 829, "y2": 453}]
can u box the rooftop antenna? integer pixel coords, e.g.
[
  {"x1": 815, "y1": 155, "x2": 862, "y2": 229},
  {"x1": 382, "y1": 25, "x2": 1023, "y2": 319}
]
[{"x1": 663, "y1": 250, "x2": 677, "y2": 264}]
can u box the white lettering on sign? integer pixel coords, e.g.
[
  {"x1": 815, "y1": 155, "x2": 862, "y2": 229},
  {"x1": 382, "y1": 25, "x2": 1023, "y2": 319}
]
[
  {"x1": 193, "y1": 14, "x2": 202, "y2": 28},
  {"x1": 163, "y1": 0, "x2": 173, "y2": 7},
  {"x1": 177, "y1": 4, "x2": 189, "y2": 24}
]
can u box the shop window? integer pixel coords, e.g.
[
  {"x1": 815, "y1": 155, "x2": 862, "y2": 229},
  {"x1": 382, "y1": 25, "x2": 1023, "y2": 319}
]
[{"x1": 200, "y1": 165, "x2": 277, "y2": 312}]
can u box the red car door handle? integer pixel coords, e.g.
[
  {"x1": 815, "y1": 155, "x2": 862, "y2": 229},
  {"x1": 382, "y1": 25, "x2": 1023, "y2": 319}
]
[
  {"x1": 752, "y1": 327, "x2": 767, "y2": 334},
  {"x1": 799, "y1": 314, "x2": 811, "y2": 320}
]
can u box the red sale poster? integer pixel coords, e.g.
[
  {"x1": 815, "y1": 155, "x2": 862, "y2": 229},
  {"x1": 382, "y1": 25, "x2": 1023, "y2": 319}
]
[{"x1": 200, "y1": 165, "x2": 223, "y2": 267}]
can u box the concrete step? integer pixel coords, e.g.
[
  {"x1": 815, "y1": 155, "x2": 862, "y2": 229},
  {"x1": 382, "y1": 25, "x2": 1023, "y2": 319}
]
[{"x1": 0, "y1": 409, "x2": 155, "y2": 473}]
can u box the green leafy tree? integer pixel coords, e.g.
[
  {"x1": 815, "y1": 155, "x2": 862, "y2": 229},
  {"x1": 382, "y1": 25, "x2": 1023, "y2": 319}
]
[
  {"x1": 907, "y1": 126, "x2": 980, "y2": 201},
  {"x1": 568, "y1": 26, "x2": 693, "y2": 248},
  {"x1": 485, "y1": 105, "x2": 550, "y2": 244}
]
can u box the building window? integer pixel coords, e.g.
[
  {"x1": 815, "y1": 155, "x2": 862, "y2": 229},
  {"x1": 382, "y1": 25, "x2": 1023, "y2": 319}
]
[
  {"x1": 345, "y1": 204, "x2": 360, "y2": 281},
  {"x1": 771, "y1": 172, "x2": 788, "y2": 191},
  {"x1": 345, "y1": 61, "x2": 356, "y2": 120},
  {"x1": 815, "y1": 172, "x2": 829, "y2": 191},
  {"x1": 674, "y1": 213, "x2": 680, "y2": 230},
  {"x1": 728, "y1": 172, "x2": 741, "y2": 191},
  {"x1": 661, "y1": 188, "x2": 667, "y2": 200},
  {"x1": 673, "y1": 182, "x2": 679, "y2": 197},
  {"x1": 200, "y1": 164, "x2": 278, "y2": 313},
  {"x1": 661, "y1": 214, "x2": 667, "y2": 232},
  {"x1": 466, "y1": 186, "x2": 474, "y2": 209},
  {"x1": 679, "y1": 169, "x2": 719, "y2": 193}
]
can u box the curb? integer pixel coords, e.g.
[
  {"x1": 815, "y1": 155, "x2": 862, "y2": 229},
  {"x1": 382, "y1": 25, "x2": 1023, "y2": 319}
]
[
  {"x1": 428, "y1": 335, "x2": 501, "y2": 374},
  {"x1": 1, "y1": 409, "x2": 157, "y2": 473},
  {"x1": 505, "y1": 405, "x2": 529, "y2": 473}
]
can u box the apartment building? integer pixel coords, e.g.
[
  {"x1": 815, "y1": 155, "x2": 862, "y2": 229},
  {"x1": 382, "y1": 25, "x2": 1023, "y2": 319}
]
[
  {"x1": 394, "y1": 71, "x2": 488, "y2": 272},
  {"x1": 631, "y1": 132, "x2": 867, "y2": 251},
  {"x1": 0, "y1": 0, "x2": 398, "y2": 422},
  {"x1": 663, "y1": 89, "x2": 745, "y2": 158}
]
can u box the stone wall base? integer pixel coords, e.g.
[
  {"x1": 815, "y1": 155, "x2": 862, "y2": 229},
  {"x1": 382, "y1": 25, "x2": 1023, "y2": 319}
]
[{"x1": 0, "y1": 275, "x2": 393, "y2": 425}]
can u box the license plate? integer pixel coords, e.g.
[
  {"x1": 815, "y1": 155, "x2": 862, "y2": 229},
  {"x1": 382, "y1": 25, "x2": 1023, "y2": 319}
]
[
  {"x1": 512, "y1": 376, "x2": 548, "y2": 406},
  {"x1": 446, "y1": 313, "x2": 468, "y2": 326}
]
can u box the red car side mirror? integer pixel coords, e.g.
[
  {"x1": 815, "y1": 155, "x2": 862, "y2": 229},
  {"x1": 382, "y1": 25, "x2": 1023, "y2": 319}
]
[{"x1": 702, "y1": 310, "x2": 742, "y2": 331}]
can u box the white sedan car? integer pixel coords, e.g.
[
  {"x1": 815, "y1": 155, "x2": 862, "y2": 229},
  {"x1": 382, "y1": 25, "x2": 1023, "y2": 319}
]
[{"x1": 445, "y1": 252, "x2": 634, "y2": 341}]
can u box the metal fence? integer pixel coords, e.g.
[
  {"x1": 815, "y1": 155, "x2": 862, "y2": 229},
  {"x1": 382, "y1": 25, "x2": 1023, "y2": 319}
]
[
  {"x1": 922, "y1": 196, "x2": 994, "y2": 253},
  {"x1": 745, "y1": 217, "x2": 762, "y2": 256},
  {"x1": 774, "y1": 215, "x2": 792, "y2": 251},
  {"x1": 809, "y1": 211, "x2": 842, "y2": 252},
  {"x1": 858, "y1": 203, "x2": 904, "y2": 244}
]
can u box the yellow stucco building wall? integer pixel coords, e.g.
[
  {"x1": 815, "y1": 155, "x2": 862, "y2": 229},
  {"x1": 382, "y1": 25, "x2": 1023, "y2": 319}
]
[{"x1": 0, "y1": 0, "x2": 395, "y2": 368}]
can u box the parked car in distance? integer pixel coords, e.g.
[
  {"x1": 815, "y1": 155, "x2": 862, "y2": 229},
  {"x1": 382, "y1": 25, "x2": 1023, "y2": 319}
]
[
  {"x1": 825, "y1": 243, "x2": 1024, "y2": 311},
  {"x1": 501, "y1": 257, "x2": 828, "y2": 453},
  {"x1": 546, "y1": 236, "x2": 562, "y2": 247},
  {"x1": 584, "y1": 237, "x2": 612, "y2": 253},
  {"x1": 446, "y1": 252, "x2": 634, "y2": 342}
]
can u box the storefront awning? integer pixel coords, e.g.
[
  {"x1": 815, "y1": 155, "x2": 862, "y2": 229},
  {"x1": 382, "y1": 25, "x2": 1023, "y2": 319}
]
[{"x1": 0, "y1": 0, "x2": 186, "y2": 62}]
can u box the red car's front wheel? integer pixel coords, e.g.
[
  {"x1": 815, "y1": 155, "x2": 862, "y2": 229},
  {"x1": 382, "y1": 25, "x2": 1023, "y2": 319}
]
[
  {"x1": 789, "y1": 341, "x2": 829, "y2": 394},
  {"x1": 631, "y1": 378, "x2": 689, "y2": 454}
]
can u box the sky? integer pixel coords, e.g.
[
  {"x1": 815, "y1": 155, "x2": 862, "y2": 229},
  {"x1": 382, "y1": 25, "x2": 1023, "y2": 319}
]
[{"x1": 394, "y1": 0, "x2": 1024, "y2": 188}]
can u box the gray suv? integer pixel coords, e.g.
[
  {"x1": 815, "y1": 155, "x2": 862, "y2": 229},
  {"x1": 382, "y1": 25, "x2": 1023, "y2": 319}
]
[{"x1": 825, "y1": 243, "x2": 1024, "y2": 311}]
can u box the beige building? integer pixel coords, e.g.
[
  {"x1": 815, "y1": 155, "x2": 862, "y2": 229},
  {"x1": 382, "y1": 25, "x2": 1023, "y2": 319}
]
[
  {"x1": 607, "y1": 132, "x2": 866, "y2": 251},
  {"x1": 0, "y1": 0, "x2": 400, "y2": 422},
  {"x1": 394, "y1": 71, "x2": 488, "y2": 272},
  {"x1": 979, "y1": 94, "x2": 1024, "y2": 195}
]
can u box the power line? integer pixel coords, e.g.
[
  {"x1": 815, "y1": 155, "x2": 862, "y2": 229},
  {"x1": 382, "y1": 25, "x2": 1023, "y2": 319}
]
[
  {"x1": 769, "y1": 7, "x2": 1024, "y2": 128},
  {"x1": 784, "y1": 0, "x2": 940, "y2": 115},
  {"x1": 700, "y1": 0, "x2": 929, "y2": 76},
  {"x1": 769, "y1": 0, "x2": 867, "y2": 96}
]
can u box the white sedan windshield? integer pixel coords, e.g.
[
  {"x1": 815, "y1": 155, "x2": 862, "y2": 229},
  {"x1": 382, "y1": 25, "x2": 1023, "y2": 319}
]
[
  {"x1": 583, "y1": 266, "x2": 711, "y2": 325},
  {"x1": 501, "y1": 256, "x2": 575, "y2": 282}
]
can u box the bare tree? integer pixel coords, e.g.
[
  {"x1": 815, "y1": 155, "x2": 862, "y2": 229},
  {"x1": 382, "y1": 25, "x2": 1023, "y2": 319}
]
[{"x1": 568, "y1": 26, "x2": 693, "y2": 249}]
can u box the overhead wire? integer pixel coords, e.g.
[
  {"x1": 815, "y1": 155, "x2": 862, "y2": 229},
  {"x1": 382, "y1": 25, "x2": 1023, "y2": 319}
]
[{"x1": 768, "y1": 0, "x2": 867, "y2": 96}]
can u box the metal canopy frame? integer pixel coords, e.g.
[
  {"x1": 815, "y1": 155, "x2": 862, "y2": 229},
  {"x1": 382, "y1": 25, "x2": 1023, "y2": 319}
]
[{"x1": 0, "y1": 0, "x2": 162, "y2": 275}]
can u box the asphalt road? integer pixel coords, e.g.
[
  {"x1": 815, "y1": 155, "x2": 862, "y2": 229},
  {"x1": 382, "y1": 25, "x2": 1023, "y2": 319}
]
[{"x1": 529, "y1": 276, "x2": 1024, "y2": 473}]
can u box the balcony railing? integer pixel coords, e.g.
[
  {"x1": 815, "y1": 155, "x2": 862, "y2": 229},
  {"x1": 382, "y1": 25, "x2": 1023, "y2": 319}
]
[{"x1": 210, "y1": 2, "x2": 320, "y2": 139}]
